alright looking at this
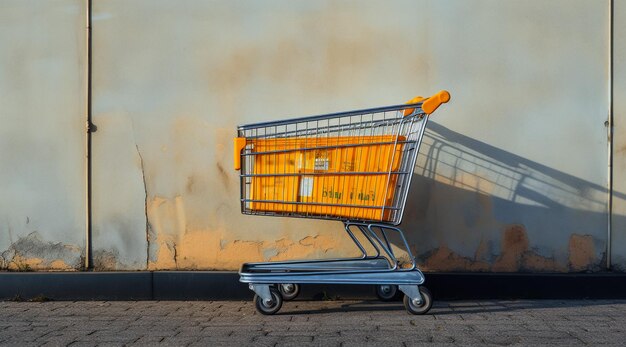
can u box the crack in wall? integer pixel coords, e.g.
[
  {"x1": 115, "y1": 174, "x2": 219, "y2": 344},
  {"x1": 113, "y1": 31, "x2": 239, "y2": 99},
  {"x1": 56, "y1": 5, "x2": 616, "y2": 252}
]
[
  {"x1": 172, "y1": 243, "x2": 178, "y2": 269},
  {"x1": 135, "y1": 144, "x2": 150, "y2": 270}
]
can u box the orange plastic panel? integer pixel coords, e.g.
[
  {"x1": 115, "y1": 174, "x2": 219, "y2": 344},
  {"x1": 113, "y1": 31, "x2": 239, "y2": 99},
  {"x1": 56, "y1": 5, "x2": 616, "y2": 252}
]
[{"x1": 248, "y1": 136, "x2": 406, "y2": 221}]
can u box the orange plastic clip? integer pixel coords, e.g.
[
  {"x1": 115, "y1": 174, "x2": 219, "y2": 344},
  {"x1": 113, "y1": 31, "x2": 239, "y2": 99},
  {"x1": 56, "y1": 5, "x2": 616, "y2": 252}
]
[{"x1": 233, "y1": 137, "x2": 247, "y2": 170}]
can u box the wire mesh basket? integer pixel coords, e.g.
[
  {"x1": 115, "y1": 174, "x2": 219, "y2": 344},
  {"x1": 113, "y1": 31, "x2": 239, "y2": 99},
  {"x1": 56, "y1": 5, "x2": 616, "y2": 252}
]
[{"x1": 234, "y1": 93, "x2": 450, "y2": 225}]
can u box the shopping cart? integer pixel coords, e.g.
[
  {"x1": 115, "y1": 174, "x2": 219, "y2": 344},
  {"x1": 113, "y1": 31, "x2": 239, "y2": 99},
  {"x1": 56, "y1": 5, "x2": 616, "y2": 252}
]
[{"x1": 233, "y1": 91, "x2": 450, "y2": 315}]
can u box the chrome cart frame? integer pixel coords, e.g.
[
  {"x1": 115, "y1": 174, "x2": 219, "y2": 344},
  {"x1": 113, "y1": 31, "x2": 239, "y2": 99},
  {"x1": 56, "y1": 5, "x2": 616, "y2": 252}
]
[{"x1": 233, "y1": 91, "x2": 450, "y2": 315}]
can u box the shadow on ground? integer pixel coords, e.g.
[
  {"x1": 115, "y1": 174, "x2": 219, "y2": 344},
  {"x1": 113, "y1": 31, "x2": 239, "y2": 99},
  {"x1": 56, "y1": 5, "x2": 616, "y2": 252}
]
[{"x1": 277, "y1": 298, "x2": 622, "y2": 316}]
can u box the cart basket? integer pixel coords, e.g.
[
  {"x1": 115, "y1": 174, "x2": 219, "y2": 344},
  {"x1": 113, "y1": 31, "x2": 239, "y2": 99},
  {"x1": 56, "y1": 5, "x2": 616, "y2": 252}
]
[{"x1": 234, "y1": 91, "x2": 450, "y2": 225}]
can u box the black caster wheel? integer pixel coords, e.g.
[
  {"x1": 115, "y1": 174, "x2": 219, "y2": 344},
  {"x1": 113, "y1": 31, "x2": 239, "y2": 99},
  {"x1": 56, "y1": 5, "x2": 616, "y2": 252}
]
[
  {"x1": 375, "y1": 284, "x2": 398, "y2": 301},
  {"x1": 277, "y1": 283, "x2": 300, "y2": 301},
  {"x1": 403, "y1": 286, "x2": 433, "y2": 315},
  {"x1": 254, "y1": 287, "x2": 283, "y2": 315}
]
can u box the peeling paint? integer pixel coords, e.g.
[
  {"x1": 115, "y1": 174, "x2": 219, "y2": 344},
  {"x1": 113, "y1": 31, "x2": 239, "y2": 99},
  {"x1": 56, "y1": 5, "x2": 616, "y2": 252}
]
[
  {"x1": 416, "y1": 225, "x2": 568, "y2": 272},
  {"x1": 266, "y1": 235, "x2": 335, "y2": 262},
  {"x1": 0, "y1": 232, "x2": 82, "y2": 271},
  {"x1": 151, "y1": 234, "x2": 177, "y2": 270},
  {"x1": 145, "y1": 224, "x2": 343, "y2": 270},
  {"x1": 420, "y1": 246, "x2": 490, "y2": 272},
  {"x1": 140, "y1": 190, "x2": 604, "y2": 272},
  {"x1": 522, "y1": 252, "x2": 565, "y2": 272}
]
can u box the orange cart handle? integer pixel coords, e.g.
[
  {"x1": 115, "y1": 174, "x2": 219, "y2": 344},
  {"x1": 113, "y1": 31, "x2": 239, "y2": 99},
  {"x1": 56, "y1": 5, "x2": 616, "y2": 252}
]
[
  {"x1": 233, "y1": 137, "x2": 246, "y2": 170},
  {"x1": 422, "y1": 90, "x2": 451, "y2": 115}
]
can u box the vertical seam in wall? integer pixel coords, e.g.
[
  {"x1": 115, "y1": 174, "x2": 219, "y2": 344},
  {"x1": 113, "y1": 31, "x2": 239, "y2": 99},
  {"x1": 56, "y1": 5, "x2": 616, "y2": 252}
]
[
  {"x1": 607, "y1": 0, "x2": 614, "y2": 271},
  {"x1": 85, "y1": 0, "x2": 93, "y2": 270}
]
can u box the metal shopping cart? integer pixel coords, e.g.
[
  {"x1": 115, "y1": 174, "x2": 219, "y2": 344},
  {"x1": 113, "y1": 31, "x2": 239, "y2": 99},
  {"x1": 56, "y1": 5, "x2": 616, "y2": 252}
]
[{"x1": 233, "y1": 91, "x2": 450, "y2": 315}]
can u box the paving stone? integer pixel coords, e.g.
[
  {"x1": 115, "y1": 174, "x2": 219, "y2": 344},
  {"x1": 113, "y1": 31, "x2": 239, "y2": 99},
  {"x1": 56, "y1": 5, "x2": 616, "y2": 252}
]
[
  {"x1": 1, "y1": 299, "x2": 626, "y2": 345},
  {"x1": 67, "y1": 341, "x2": 97, "y2": 347},
  {"x1": 130, "y1": 335, "x2": 166, "y2": 344},
  {"x1": 0, "y1": 343, "x2": 40, "y2": 347},
  {"x1": 95, "y1": 343, "x2": 125, "y2": 347},
  {"x1": 342, "y1": 343, "x2": 404, "y2": 347}
]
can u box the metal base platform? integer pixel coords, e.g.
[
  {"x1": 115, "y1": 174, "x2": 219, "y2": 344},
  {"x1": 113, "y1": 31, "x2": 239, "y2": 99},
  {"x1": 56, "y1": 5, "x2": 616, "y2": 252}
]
[
  {"x1": 239, "y1": 222, "x2": 432, "y2": 315},
  {"x1": 240, "y1": 262, "x2": 425, "y2": 285}
]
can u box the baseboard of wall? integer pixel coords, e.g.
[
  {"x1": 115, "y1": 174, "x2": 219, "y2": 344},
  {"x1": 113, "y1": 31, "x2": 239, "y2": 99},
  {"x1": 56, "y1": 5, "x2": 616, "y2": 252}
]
[{"x1": 1, "y1": 271, "x2": 624, "y2": 301}]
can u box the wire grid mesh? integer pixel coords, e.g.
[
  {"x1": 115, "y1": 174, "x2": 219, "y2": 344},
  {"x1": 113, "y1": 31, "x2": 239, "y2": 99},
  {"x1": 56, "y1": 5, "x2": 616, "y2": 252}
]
[{"x1": 237, "y1": 104, "x2": 429, "y2": 225}]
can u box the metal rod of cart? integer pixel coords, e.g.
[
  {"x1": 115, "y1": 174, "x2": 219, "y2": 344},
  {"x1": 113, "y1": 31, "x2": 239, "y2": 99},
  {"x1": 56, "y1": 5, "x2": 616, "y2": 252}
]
[{"x1": 233, "y1": 91, "x2": 451, "y2": 315}]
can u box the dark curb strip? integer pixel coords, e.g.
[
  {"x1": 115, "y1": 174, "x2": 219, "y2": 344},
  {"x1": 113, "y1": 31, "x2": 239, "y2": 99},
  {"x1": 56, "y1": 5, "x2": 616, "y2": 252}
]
[{"x1": 1, "y1": 272, "x2": 625, "y2": 301}]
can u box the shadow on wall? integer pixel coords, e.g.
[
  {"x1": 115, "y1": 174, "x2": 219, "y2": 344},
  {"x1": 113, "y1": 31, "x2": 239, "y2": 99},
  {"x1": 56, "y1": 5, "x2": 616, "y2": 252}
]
[{"x1": 396, "y1": 122, "x2": 619, "y2": 272}]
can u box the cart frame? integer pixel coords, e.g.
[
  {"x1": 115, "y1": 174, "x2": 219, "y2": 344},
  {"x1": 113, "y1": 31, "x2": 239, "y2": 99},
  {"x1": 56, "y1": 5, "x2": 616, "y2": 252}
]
[{"x1": 234, "y1": 91, "x2": 450, "y2": 315}]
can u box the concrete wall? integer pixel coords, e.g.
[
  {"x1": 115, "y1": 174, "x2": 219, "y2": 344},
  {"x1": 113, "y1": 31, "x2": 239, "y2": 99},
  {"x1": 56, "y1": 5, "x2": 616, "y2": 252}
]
[
  {"x1": 0, "y1": 1, "x2": 86, "y2": 271},
  {"x1": 1, "y1": 0, "x2": 621, "y2": 272}
]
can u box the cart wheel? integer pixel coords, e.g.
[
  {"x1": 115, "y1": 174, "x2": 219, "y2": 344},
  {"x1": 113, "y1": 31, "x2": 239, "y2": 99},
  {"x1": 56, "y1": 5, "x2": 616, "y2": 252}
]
[
  {"x1": 277, "y1": 283, "x2": 300, "y2": 301},
  {"x1": 254, "y1": 287, "x2": 283, "y2": 315},
  {"x1": 403, "y1": 286, "x2": 432, "y2": 315},
  {"x1": 375, "y1": 284, "x2": 398, "y2": 301}
]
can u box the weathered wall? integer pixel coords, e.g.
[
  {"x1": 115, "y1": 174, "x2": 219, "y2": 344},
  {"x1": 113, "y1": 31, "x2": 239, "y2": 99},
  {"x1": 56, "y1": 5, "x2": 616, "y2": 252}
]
[
  {"x1": 0, "y1": 1, "x2": 619, "y2": 272},
  {"x1": 612, "y1": 0, "x2": 626, "y2": 271},
  {"x1": 90, "y1": 0, "x2": 613, "y2": 271},
  {"x1": 0, "y1": 1, "x2": 86, "y2": 270}
]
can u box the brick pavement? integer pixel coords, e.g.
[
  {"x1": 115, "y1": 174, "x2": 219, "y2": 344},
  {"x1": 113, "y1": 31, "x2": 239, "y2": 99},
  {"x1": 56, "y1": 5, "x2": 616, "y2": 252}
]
[{"x1": 0, "y1": 299, "x2": 624, "y2": 346}]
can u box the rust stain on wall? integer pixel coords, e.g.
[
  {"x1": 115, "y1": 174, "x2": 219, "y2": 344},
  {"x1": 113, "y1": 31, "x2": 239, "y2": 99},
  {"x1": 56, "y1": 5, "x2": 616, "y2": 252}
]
[
  {"x1": 418, "y1": 225, "x2": 570, "y2": 272},
  {"x1": 492, "y1": 225, "x2": 565, "y2": 272},
  {"x1": 521, "y1": 252, "x2": 564, "y2": 272},
  {"x1": 492, "y1": 225, "x2": 529, "y2": 271},
  {"x1": 568, "y1": 234, "x2": 596, "y2": 271},
  {"x1": 421, "y1": 246, "x2": 490, "y2": 272}
]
